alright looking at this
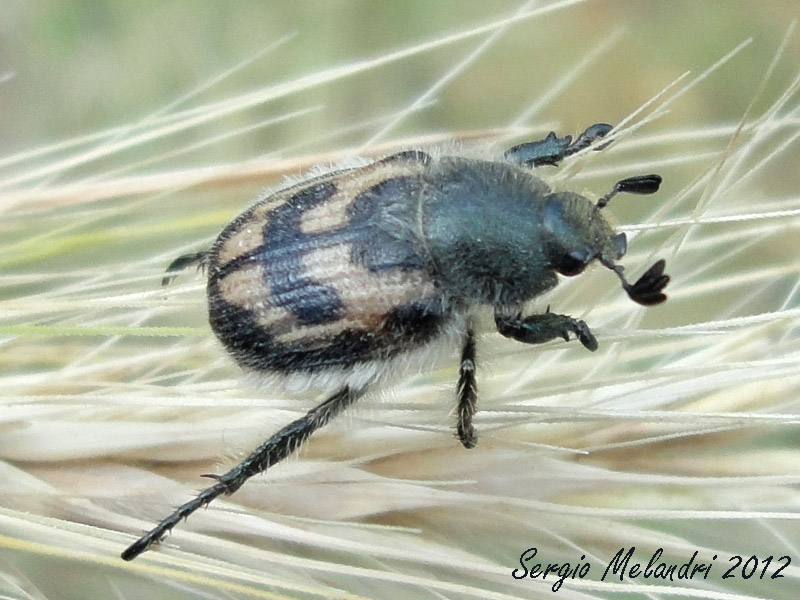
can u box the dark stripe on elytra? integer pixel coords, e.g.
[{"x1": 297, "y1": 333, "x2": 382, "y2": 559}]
[
  {"x1": 259, "y1": 180, "x2": 345, "y2": 326},
  {"x1": 209, "y1": 295, "x2": 371, "y2": 371},
  {"x1": 382, "y1": 299, "x2": 448, "y2": 344},
  {"x1": 208, "y1": 293, "x2": 450, "y2": 373},
  {"x1": 347, "y1": 175, "x2": 427, "y2": 273},
  {"x1": 209, "y1": 173, "x2": 433, "y2": 330},
  {"x1": 212, "y1": 174, "x2": 428, "y2": 282}
]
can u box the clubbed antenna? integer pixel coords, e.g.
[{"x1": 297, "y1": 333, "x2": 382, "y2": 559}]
[
  {"x1": 597, "y1": 174, "x2": 662, "y2": 209},
  {"x1": 603, "y1": 259, "x2": 669, "y2": 305}
]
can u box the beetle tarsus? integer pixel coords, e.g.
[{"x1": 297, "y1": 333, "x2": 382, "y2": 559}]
[
  {"x1": 504, "y1": 122, "x2": 613, "y2": 167},
  {"x1": 162, "y1": 251, "x2": 209, "y2": 286},
  {"x1": 495, "y1": 311, "x2": 598, "y2": 352}
]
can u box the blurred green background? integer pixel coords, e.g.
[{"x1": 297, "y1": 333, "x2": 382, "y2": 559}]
[{"x1": 3, "y1": 0, "x2": 799, "y2": 154}]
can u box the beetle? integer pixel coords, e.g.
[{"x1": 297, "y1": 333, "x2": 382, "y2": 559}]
[{"x1": 123, "y1": 123, "x2": 669, "y2": 560}]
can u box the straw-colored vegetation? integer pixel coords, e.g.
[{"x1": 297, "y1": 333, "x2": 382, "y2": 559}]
[{"x1": 1, "y1": 2, "x2": 799, "y2": 598}]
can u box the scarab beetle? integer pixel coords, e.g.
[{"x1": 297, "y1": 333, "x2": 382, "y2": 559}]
[{"x1": 123, "y1": 123, "x2": 669, "y2": 560}]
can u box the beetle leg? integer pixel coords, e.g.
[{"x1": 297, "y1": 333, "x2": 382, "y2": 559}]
[
  {"x1": 455, "y1": 327, "x2": 478, "y2": 449},
  {"x1": 562, "y1": 123, "x2": 614, "y2": 158},
  {"x1": 121, "y1": 385, "x2": 363, "y2": 561},
  {"x1": 495, "y1": 310, "x2": 598, "y2": 352},
  {"x1": 162, "y1": 251, "x2": 209, "y2": 286},
  {"x1": 504, "y1": 123, "x2": 613, "y2": 167}
]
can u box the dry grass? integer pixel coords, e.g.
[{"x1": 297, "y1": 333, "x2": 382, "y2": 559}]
[{"x1": 1, "y1": 2, "x2": 799, "y2": 598}]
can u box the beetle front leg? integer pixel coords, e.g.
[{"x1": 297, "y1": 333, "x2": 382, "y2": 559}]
[
  {"x1": 495, "y1": 310, "x2": 598, "y2": 352},
  {"x1": 504, "y1": 123, "x2": 613, "y2": 167}
]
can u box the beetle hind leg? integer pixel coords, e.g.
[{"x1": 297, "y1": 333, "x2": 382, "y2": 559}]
[{"x1": 121, "y1": 385, "x2": 363, "y2": 561}]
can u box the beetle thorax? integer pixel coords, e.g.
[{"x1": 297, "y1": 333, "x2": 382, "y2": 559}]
[{"x1": 420, "y1": 158, "x2": 558, "y2": 306}]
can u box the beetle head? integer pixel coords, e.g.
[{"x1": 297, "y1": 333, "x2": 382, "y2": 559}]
[
  {"x1": 542, "y1": 192, "x2": 625, "y2": 277},
  {"x1": 542, "y1": 176, "x2": 669, "y2": 306}
]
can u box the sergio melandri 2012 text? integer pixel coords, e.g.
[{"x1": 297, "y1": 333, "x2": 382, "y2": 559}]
[{"x1": 512, "y1": 546, "x2": 790, "y2": 592}]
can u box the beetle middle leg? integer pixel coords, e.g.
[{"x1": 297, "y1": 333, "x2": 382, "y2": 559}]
[
  {"x1": 455, "y1": 327, "x2": 478, "y2": 449},
  {"x1": 495, "y1": 310, "x2": 598, "y2": 352}
]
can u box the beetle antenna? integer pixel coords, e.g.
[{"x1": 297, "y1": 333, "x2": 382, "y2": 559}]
[
  {"x1": 597, "y1": 174, "x2": 662, "y2": 209},
  {"x1": 602, "y1": 258, "x2": 669, "y2": 305}
]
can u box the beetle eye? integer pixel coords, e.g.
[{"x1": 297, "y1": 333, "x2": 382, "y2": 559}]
[{"x1": 555, "y1": 251, "x2": 588, "y2": 276}]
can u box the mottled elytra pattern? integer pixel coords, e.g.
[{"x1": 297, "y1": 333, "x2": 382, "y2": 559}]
[
  {"x1": 207, "y1": 157, "x2": 450, "y2": 373},
  {"x1": 263, "y1": 180, "x2": 346, "y2": 327}
]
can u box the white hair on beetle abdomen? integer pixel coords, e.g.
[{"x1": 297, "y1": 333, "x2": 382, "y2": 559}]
[{"x1": 243, "y1": 310, "x2": 469, "y2": 397}]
